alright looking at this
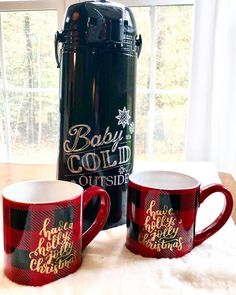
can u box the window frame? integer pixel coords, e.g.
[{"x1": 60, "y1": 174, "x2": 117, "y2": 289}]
[
  {"x1": 111, "y1": 0, "x2": 195, "y2": 6},
  {"x1": 0, "y1": 1, "x2": 62, "y2": 10},
  {"x1": 66, "y1": 0, "x2": 195, "y2": 7},
  {"x1": 0, "y1": 1, "x2": 65, "y2": 25}
]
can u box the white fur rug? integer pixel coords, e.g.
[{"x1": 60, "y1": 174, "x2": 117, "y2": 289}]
[{"x1": 0, "y1": 223, "x2": 236, "y2": 295}]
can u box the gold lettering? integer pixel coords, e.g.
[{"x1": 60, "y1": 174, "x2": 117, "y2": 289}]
[
  {"x1": 139, "y1": 200, "x2": 184, "y2": 253},
  {"x1": 29, "y1": 218, "x2": 76, "y2": 275}
]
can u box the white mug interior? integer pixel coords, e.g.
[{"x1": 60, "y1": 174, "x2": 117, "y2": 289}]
[
  {"x1": 2, "y1": 180, "x2": 83, "y2": 204},
  {"x1": 129, "y1": 171, "x2": 200, "y2": 190}
]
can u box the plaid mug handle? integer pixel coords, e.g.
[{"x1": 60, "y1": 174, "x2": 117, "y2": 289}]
[
  {"x1": 193, "y1": 184, "x2": 233, "y2": 246},
  {"x1": 81, "y1": 186, "x2": 111, "y2": 250}
]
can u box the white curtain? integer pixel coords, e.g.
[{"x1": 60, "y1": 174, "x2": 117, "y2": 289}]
[{"x1": 185, "y1": 0, "x2": 236, "y2": 177}]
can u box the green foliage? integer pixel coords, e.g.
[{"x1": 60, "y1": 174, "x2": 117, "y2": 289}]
[
  {"x1": 3, "y1": 11, "x2": 58, "y2": 88},
  {"x1": 156, "y1": 6, "x2": 193, "y2": 89}
]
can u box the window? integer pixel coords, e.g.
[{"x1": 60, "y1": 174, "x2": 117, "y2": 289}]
[
  {"x1": 0, "y1": 0, "x2": 63, "y2": 162},
  {"x1": 0, "y1": 0, "x2": 194, "y2": 163},
  {"x1": 131, "y1": 2, "x2": 194, "y2": 161}
]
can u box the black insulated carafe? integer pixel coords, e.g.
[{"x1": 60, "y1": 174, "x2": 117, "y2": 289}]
[{"x1": 55, "y1": 0, "x2": 142, "y2": 229}]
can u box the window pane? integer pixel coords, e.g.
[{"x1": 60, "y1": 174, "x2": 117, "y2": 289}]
[
  {"x1": 156, "y1": 6, "x2": 193, "y2": 89},
  {"x1": 135, "y1": 92, "x2": 149, "y2": 159},
  {"x1": 2, "y1": 11, "x2": 58, "y2": 88},
  {"x1": 132, "y1": 5, "x2": 193, "y2": 161},
  {"x1": 134, "y1": 7, "x2": 151, "y2": 90},
  {"x1": 7, "y1": 91, "x2": 58, "y2": 162},
  {"x1": 0, "y1": 90, "x2": 6, "y2": 160},
  {"x1": 0, "y1": 10, "x2": 58, "y2": 163},
  {"x1": 153, "y1": 93, "x2": 188, "y2": 161}
]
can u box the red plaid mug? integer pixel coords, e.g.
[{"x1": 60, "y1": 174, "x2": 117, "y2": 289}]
[
  {"x1": 2, "y1": 180, "x2": 110, "y2": 286},
  {"x1": 126, "y1": 171, "x2": 233, "y2": 258}
]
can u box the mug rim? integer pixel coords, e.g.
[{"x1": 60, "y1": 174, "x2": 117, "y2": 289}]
[
  {"x1": 129, "y1": 170, "x2": 201, "y2": 191},
  {"x1": 2, "y1": 179, "x2": 83, "y2": 205}
]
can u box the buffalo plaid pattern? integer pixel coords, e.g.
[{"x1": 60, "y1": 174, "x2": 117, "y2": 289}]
[
  {"x1": 126, "y1": 182, "x2": 199, "y2": 258},
  {"x1": 3, "y1": 197, "x2": 82, "y2": 286}
]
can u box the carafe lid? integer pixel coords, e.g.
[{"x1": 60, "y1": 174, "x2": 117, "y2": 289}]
[
  {"x1": 60, "y1": 0, "x2": 139, "y2": 47},
  {"x1": 55, "y1": 1, "x2": 142, "y2": 67}
]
